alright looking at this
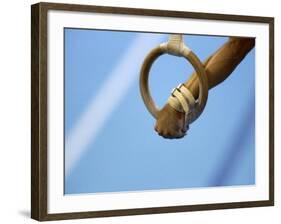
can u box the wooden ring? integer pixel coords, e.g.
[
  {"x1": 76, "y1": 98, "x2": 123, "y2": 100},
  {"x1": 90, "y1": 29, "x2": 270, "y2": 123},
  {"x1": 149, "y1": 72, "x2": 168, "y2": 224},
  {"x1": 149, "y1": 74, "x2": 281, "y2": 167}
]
[{"x1": 139, "y1": 45, "x2": 208, "y2": 124}]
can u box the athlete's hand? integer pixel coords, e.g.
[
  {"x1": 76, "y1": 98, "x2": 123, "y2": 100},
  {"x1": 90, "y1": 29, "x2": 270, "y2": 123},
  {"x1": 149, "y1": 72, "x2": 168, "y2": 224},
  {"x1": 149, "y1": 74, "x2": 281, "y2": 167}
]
[{"x1": 154, "y1": 104, "x2": 188, "y2": 139}]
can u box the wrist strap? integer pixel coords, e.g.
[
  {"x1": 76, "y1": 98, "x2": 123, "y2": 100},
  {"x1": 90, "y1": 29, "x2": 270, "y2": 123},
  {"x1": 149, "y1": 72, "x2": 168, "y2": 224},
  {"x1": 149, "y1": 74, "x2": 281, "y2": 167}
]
[{"x1": 167, "y1": 84, "x2": 196, "y2": 115}]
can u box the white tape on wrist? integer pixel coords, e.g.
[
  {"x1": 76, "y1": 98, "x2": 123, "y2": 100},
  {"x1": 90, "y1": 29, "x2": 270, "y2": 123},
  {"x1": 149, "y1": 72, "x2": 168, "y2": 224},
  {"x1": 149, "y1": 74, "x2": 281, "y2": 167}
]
[{"x1": 168, "y1": 84, "x2": 196, "y2": 117}]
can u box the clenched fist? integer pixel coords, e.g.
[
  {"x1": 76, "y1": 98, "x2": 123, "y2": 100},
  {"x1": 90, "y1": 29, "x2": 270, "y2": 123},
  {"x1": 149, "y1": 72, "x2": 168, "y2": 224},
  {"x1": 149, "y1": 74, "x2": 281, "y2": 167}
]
[{"x1": 154, "y1": 104, "x2": 188, "y2": 139}]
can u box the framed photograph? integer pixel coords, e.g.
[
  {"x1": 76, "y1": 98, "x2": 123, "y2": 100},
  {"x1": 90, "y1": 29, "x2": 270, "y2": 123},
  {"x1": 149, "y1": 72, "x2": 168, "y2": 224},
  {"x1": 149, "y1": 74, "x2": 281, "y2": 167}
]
[{"x1": 31, "y1": 2, "x2": 274, "y2": 221}]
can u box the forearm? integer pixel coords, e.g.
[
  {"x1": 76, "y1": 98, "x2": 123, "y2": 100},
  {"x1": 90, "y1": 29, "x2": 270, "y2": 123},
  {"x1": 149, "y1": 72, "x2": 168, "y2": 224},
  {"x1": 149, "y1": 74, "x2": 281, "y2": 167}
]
[{"x1": 184, "y1": 37, "x2": 255, "y2": 99}]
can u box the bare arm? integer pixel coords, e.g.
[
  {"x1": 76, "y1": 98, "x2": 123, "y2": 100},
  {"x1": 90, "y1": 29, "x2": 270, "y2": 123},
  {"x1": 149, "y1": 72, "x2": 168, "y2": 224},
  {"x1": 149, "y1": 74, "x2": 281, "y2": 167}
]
[{"x1": 155, "y1": 37, "x2": 255, "y2": 139}]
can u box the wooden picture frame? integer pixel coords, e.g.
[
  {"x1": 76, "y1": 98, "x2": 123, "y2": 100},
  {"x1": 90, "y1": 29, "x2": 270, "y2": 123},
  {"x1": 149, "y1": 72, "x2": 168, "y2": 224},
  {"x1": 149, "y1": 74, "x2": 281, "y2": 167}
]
[{"x1": 31, "y1": 2, "x2": 274, "y2": 221}]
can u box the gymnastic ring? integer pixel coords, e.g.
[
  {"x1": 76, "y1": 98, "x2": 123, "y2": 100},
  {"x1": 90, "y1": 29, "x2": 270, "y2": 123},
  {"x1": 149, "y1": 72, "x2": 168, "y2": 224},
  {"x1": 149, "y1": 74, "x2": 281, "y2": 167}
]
[{"x1": 139, "y1": 39, "x2": 209, "y2": 124}]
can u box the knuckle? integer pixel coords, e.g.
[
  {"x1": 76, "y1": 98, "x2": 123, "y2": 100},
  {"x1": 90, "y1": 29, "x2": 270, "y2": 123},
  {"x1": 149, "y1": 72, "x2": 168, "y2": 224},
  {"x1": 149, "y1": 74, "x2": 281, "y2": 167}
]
[{"x1": 154, "y1": 125, "x2": 158, "y2": 132}]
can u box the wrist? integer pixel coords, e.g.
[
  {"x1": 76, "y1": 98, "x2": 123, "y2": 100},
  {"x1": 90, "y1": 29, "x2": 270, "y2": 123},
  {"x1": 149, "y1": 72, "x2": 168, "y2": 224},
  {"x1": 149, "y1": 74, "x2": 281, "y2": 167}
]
[{"x1": 168, "y1": 84, "x2": 196, "y2": 114}]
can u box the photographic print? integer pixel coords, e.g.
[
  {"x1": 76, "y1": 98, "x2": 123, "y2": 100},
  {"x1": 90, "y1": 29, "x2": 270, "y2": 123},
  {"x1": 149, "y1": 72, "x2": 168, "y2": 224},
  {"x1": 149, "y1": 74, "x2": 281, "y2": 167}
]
[
  {"x1": 64, "y1": 29, "x2": 256, "y2": 194},
  {"x1": 31, "y1": 2, "x2": 274, "y2": 221}
]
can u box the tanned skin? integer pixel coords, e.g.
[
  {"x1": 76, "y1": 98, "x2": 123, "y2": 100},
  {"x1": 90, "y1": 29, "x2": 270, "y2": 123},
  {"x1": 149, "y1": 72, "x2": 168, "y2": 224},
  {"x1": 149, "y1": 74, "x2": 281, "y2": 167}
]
[{"x1": 154, "y1": 37, "x2": 255, "y2": 139}]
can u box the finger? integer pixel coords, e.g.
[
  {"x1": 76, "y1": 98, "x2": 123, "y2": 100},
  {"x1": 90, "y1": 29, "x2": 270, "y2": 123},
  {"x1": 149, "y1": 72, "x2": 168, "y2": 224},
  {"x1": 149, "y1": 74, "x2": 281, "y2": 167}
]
[
  {"x1": 182, "y1": 124, "x2": 189, "y2": 133},
  {"x1": 162, "y1": 131, "x2": 171, "y2": 139},
  {"x1": 160, "y1": 132, "x2": 185, "y2": 139},
  {"x1": 158, "y1": 130, "x2": 174, "y2": 139},
  {"x1": 160, "y1": 133, "x2": 171, "y2": 139},
  {"x1": 171, "y1": 132, "x2": 186, "y2": 139},
  {"x1": 154, "y1": 125, "x2": 159, "y2": 133},
  {"x1": 173, "y1": 130, "x2": 186, "y2": 138},
  {"x1": 166, "y1": 130, "x2": 186, "y2": 139}
]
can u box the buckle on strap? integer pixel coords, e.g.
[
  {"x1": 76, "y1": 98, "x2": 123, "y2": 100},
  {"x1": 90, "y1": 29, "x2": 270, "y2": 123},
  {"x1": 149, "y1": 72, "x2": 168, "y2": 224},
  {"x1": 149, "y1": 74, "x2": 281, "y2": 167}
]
[
  {"x1": 168, "y1": 84, "x2": 196, "y2": 121},
  {"x1": 177, "y1": 84, "x2": 196, "y2": 109}
]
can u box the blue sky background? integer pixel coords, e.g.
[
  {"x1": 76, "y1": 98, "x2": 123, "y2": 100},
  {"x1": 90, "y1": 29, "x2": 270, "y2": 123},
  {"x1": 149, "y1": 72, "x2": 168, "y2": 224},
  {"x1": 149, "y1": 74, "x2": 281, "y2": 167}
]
[{"x1": 64, "y1": 28, "x2": 255, "y2": 194}]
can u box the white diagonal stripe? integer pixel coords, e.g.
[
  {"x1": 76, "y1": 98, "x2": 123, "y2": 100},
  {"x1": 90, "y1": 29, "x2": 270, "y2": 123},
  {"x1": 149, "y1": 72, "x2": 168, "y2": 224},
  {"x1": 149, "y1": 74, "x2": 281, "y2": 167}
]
[{"x1": 65, "y1": 34, "x2": 165, "y2": 177}]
